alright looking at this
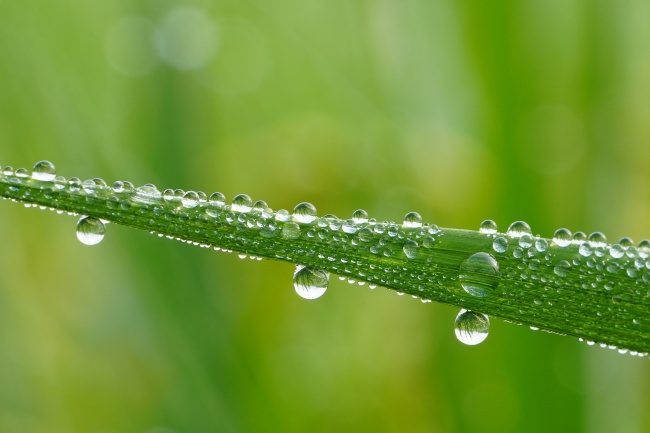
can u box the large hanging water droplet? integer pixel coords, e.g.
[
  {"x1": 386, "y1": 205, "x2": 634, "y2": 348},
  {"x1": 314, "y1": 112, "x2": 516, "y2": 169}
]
[
  {"x1": 459, "y1": 252, "x2": 501, "y2": 297},
  {"x1": 402, "y1": 212, "x2": 422, "y2": 228},
  {"x1": 552, "y1": 228, "x2": 572, "y2": 247},
  {"x1": 31, "y1": 160, "x2": 56, "y2": 182},
  {"x1": 76, "y1": 216, "x2": 106, "y2": 246},
  {"x1": 506, "y1": 221, "x2": 532, "y2": 238},
  {"x1": 479, "y1": 220, "x2": 497, "y2": 235},
  {"x1": 293, "y1": 265, "x2": 329, "y2": 299},
  {"x1": 292, "y1": 202, "x2": 318, "y2": 224},
  {"x1": 454, "y1": 309, "x2": 490, "y2": 345}
]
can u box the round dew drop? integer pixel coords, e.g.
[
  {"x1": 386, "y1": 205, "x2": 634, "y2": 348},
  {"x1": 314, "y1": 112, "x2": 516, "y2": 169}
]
[
  {"x1": 492, "y1": 236, "x2": 508, "y2": 253},
  {"x1": 402, "y1": 212, "x2": 423, "y2": 228},
  {"x1": 352, "y1": 209, "x2": 369, "y2": 224},
  {"x1": 454, "y1": 309, "x2": 490, "y2": 345},
  {"x1": 403, "y1": 239, "x2": 419, "y2": 259},
  {"x1": 553, "y1": 228, "x2": 572, "y2": 247},
  {"x1": 31, "y1": 160, "x2": 56, "y2": 182},
  {"x1": 479, "y1": 219, "x2": 498, "y2": 235},
  {"x1": 231, "y1": 194, "x2": 253, "y2": 213},
  {"x1": 293, "y1": 265, "x2": 329, "y2": 299},
  {"x1": 459, "y1": 252, "x2": 501, "y2": 297},
  {"x1": 76, "y1": 216, "x2": 106, "y2": 246},
  {"x1": 292, "y1": 202, "x2": 318, "y2": 224},
  {"x1": 506, "y1": 221, "x2": 532, "y2": 238},
  {"x1": 554, "y1": 260, "x2": 572, "y2": 277}
]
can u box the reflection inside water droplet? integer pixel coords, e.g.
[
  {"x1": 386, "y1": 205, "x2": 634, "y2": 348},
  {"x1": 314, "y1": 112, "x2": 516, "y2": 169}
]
[
  {"x1": 293, "y1": 265, "x2": 329, "y2": 299},
  {"x1": 76, "y1": 216, "x2": 106, "y2": 246},
  {"x1": 454, "y1": 309, "x2": 490, "y2": 345},
  {"x1": 31, "y1": 160, "x2": 56, "y2": 182}
]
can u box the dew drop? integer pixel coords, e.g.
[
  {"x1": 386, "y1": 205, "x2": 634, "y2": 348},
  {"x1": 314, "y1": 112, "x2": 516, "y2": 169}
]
[
  {"x1": 231, "y1": 194, "x2": 252, "y2": 212},
  {"x1": 535, "y1": 238, "x2": 548, "y2": 252},
  {"x1": 342, "y1": 219, "x2": 357, "y2": 234},
  {"x1": 292, "y1": 202, "x2": 317, "y2": 224},
  {"x1": 459, "y1": 252, "x2": 501, "y2": 297},
  {"x1": 15, "y1": 168, "x2": 29, "y2": 178},
  {"x1": 492, "y1": 236, "x2": 508, "y2": 253},
  {"x1": 182, "y1": 191, "x2": 200, "y2": 208},
  {"x1": 134, "y1": 184, "x2": 161, "y2": 203},
  {"x1": 403, "y1": 239, "x2": 419, "y2": 259},
  {"x1": 479, "y1": 219, "x2": 497, "y2": 235},
  {"x1": 518, "y1": 234, "x2": 533, "y2": 249},
  {"x1": 552, "y1": 228, "x2": 572, "y2": 247},
  {"x1": 588, "y1": 232, "x2": 607, "y2": 248},
  {"x1": 293, "y1": 265, "x2": 329, "y2": 299},
  {"x1": 402, "y1": 212, "x2": 422, "y2": 228},
  {"x1": 76, "y1": 216, "x2": 106, "y2": 246},
  {"x1": 352, "y1": 209, "x2": 369, "y2": 224},
  {"x1": 31, "y1": 160, "x2": 56, "y2": 181},
  {"x1": 275, "y1": 209, "x2": 291, "y2": 222},
  {"x1": 358, "y1": 227, "x2": 373, "y2": 242},
  {"x1": 572, "y1": 231, "x2": 587, "y2": 244},
  {"x1": 506, "y1": 221, "x2": 532, "y2": 238},
  {"x1": 454, "y1": 309, "x2": 490, "y2": 345},
  {"x1": 554, "y1": 260, "x2": 572, "y2": 277},
  {"x1": 578, "y1": 243, "x2": 593, "y2": 257},
  {"x1": 609, "y1": 244, "x2": 624, "y2": 259},
  {"x1": 282, "y1": 222, "x2": 301, "y2": 239}
]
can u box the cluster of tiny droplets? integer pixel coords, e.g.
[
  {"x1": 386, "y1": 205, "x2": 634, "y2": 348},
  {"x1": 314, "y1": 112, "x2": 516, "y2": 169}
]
[{"x1": 1, "y1": 161, "x2": 648, "y2": 354}]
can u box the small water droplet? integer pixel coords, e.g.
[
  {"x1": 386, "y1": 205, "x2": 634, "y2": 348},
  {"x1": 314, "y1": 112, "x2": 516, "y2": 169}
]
[
  {"x1": 292, "y1": 202, "x2": 317, "y2": 224},
  {"x1": 76, "y1": 216, "x2": 106, "y2": 246},
  {"x1": 275, "y1": 209, "x2": 291, "y2": 222},
  {"x1": 31, "y1": 160, "x2": 56, "y2": 181},
  {"x1": 403, "y1": 239, "x2": 419, "y2": 259},
  {"x1": 479, "y1": 219, "x2": 497, "y2": 235},
  {"x1": 552, "y1": 228, "x2": 572, "y2": 247},
  {"x1": 459, "y1": 252, "x2": 501, "y2": 297},
  {"x1": 293, "y1": 265, "x2": 329, "y2": 299},
  {"x1": 554, "y1": 260, "x2": 572, "y2": 277},
  {"x1": 231, "y1": 194, "x2": 252, "y2": 212},
  {"x1": 492, "y1": 236, "x2": 508, "y2": 253},
  {"x1": 402, "y1": 212, "x2": 422, "y2": 228},
  {"x1": 358, "y1": 227, "x2": 373, "y2": 242},
  {"x1": 578, "y1": 243, "x2": 593, "y2": 257},
  {"x1": 352, "y1": 209, "x2": 369, "y2": 224},
  {"x1": 182, "y1": 191, "x2": 200, "y2": 208},
  {"x1": 454, "y1": 309, "x2": 490, "y2": 345},
  {"x1": 609, "y1": 244, "x2": 624, "y2": 259},
  {"x1": 506, "y1": 221, "x2": 532, "y2": 238},
  {"x1": 134, "y1": 184, "x2": 161, "y2": 203},
  {"x1": 572, "y1": 231, "x2": 587, "y2": 244},
  {"x1": 15, "y1": 168, "x2": 29, "y2": 178}
]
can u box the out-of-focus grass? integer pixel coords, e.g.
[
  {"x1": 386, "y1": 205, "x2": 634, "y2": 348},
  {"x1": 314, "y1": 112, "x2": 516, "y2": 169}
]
[{"x1": 0, "y1": 1, "x2": 649, "y2": 432}]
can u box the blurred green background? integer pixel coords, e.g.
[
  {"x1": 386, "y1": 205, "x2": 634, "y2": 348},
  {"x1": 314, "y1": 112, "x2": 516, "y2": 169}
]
[{"x1": 0, "y1": 0, "x2": 649, "y2": 432}]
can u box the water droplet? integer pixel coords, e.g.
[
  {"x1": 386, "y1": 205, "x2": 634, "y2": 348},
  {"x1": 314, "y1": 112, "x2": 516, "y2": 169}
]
[
  {"x1": 292, "y1": 202, "x2": 317, "y2": 224},
  {"x1": 403, "y1": 239, "x2": 419, "y2": 259},
  {"x1": 358, "y1": 227, "x2": 373, "y2": 242},
  {"x1": 572, "y1": 231, "x2": 587, "y2": 244},
  {"x1": 76, "y1": 216, "x2": 106, "y2": 246},
  {"x1": 352, "y1": 209, "x2": 369, "y2": 224},
  {"x1": 231, "y1": 194, "x2": 252, "y2": 212},
  {"x1": 53, "y1": 176, "x2": 66, "y2": 190},
  {"x1": 588, "y1": 232, "x2": 607, "y2": 248},
  {"x1": 454, "y1": 309, "x2": 490, "y2": 345},
  {"x1": 134, "y1": 184, "x2": 161, "y2": 203},
  {"x1": 552, "y1": 228, "x2": 572, "y2": 247},
  {"x1": 554, "y1": 260, "x2": 572, "y2": 277},
  {"x1": 492, "y1": 236, "x2": 508, "y2": 253},
  {"x1": 519, "y1": 234, "x2": 533, "y2": 249},
  {"x1": 15, "y1": 168, "x2": 29, "y2": 178},
  {"x1": 275, "y1": 209, "x2": 291, "y2": 222},
  {"x1": 479, "y1": 219, "x2": 497, "y2": 235},
  {"x1": 423, "y1": 236, "x2": 435, "y2": 248},
  {"x1": 535, "y1": 238, "x2": 548, "y2": 252},
  {"x1": 31, "y1": 160, "x2": 56, "y2": 181},
  {"x1": 459, "y1": 252, "x2": 501, "y2": 297},
  {"x1": 282, "y1": 222, "x2": 301, "y2": 239},
  {"x1": 402, "y1": 212, "x2": 422, "y2": 228},
  {"x1": 2, "y1": 166, "x2": 14, "y2": 176},
  {"x1": 293, "y1": 265, "x2": 329, "y2": 299},
  {"x1": 609, "y1": 244, "x2": 624, "y2": 259},
  {"x1": 578, "y1": 243, "x2": 593, "y2": 257},
  {"x1": 342, "y1": 219, "x2": 357, "y2": 234},
  {"x1": 506, "y1": 221, "x2": 532, "y2": 238},
  {"x1": 182, "y1": 191, "x2": 200, "y2": 208},
  {"x1": 68, "y1": 177, "x2": 82, "y2": 192}
]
